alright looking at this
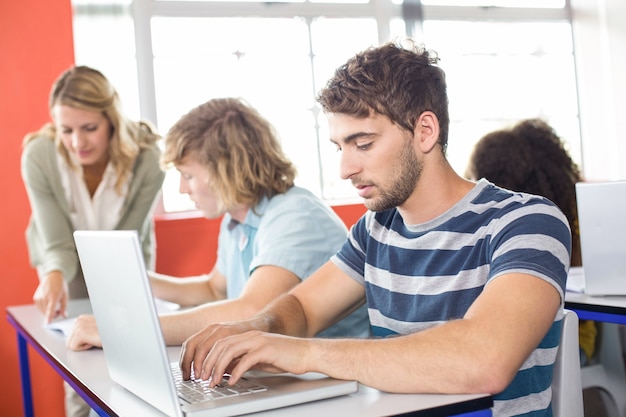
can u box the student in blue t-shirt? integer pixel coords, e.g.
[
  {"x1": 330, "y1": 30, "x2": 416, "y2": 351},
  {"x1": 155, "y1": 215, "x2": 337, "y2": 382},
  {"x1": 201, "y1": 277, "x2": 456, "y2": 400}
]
[
  {"x1": 178, "y1": 41, "x2": 572, "y2": 417},
  {"x1": 67, "y1": 97, "x2": 370, "y2": 350}
]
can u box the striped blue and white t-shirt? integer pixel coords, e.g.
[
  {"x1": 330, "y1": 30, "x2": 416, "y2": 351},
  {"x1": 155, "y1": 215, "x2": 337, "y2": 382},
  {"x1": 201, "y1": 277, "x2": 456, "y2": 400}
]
[{"x1": 331, "y1": 179, "x2": 571, "y2": 417}]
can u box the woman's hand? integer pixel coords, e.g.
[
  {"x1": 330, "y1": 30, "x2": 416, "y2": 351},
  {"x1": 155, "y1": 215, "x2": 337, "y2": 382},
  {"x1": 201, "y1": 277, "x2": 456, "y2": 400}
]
[{"x1": 33, "y1": 270, "x2": 68, "y2": 323}]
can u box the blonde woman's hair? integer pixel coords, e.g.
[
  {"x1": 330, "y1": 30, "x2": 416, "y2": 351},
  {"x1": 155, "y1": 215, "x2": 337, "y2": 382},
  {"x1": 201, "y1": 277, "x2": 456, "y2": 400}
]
[
  {"x1": 162, "y1": 97, "x2": 296, "y2": 211},
  {"x1": 23, "y1": 65, "x2": 160, "y2": 194}
]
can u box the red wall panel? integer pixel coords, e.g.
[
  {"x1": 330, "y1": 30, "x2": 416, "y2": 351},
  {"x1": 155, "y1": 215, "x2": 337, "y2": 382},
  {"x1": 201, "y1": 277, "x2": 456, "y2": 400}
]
[{"x1": 0, "y1": 1, "x2": 75, "y2": 416}]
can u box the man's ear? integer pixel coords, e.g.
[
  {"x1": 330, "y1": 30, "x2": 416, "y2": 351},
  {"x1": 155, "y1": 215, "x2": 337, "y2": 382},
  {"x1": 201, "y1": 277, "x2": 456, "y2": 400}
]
[{"x1": 414, "y1": 111, "x2": 440, "y2": 153}]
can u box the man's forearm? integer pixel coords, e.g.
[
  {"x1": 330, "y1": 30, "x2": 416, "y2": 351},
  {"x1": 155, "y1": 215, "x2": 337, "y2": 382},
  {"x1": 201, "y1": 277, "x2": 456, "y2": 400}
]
[
  {"x1": 149, "y1": 272, "x2": 216, "y2": 306},
  {"x1": 259, "y1": 293, "x2": 311, "y2": 337}
]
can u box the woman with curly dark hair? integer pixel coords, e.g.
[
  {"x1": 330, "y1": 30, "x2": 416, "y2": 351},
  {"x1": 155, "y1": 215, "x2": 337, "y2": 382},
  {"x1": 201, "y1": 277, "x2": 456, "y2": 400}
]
[
  {"x1": 466, "y1": 118, "x2": 582, "y2": 266},
  {"x1": 466, "y1": 118, "x2": 597, "y2": 366}
]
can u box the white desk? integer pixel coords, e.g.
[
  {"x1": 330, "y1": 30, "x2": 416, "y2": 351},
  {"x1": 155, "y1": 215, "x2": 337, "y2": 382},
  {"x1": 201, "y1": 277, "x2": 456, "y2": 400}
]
[
  {"x1": 7, "y1": 300, "x2": 493, "y2": 417},
  {"x1": 565, "y1": 292, "x2": 626, "y2": 417},
  {"x1": 565, "y1": 292, "x2": 626, "y2": 325}
]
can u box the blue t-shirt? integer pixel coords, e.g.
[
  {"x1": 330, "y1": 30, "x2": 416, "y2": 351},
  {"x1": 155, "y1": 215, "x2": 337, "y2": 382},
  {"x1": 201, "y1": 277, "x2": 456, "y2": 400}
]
[
  {"x1": 332, "y1": 179, "x2": 571, "y2": 417},
  {"x1": 216, "y1": 186, "x2": 370, "y2": 338}
]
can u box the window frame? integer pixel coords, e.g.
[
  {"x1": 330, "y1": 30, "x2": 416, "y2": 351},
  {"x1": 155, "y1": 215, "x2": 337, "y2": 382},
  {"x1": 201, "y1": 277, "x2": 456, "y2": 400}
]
[{"x1": 74, "y1": 0, "x2": 588, "y2": 213}]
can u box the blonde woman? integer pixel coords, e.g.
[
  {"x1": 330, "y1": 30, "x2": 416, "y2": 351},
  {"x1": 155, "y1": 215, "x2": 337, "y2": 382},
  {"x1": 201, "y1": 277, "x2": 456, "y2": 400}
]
[
  {"x1": 21, "y1": 65, "x2": 165, "y2": 417},
  {"x1": 21, "y1": 65, "x2": 164, "y2": 324}
]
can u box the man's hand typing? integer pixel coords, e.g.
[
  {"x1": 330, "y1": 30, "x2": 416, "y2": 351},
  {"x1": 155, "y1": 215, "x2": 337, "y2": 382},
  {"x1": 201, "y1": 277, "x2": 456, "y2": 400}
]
[{"x1": 179, "y1": 323, "x2": 312, "y2": 386}]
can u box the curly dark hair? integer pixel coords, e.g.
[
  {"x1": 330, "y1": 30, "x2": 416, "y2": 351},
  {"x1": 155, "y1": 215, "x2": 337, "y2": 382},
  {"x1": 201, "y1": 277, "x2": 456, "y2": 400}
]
[
  {"x1": 466, "y1": 118, "x2": 583, "y2": 266},
  {"x1": 316, "y1": 39, "x2": 450, "y2": 154}
]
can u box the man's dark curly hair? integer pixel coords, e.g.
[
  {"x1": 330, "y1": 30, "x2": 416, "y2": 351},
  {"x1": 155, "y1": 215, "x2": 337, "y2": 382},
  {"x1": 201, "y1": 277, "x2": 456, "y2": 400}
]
[
  {"x1": 316, "y1": 40, "x2": 450, "y2": 154},
  {"x1": 466, "y1": 118, "x2": 583, "y2": 266}
]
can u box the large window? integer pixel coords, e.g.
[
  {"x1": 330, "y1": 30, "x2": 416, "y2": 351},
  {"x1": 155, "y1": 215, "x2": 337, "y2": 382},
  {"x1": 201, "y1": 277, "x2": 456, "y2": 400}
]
[{"x1": 73, "y1": 0, "x2": 580, "y2": 212}]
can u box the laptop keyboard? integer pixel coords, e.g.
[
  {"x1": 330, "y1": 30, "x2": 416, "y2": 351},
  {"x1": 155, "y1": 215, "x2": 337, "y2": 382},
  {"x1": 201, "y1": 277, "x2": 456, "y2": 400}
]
[{"x1": 171, "y1": 365, "x2": 268, "y2": 404}]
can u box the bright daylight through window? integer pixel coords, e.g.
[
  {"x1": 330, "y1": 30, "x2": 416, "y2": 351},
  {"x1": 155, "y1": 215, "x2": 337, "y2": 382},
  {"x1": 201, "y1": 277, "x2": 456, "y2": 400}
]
[{"x1": 72, "y1": 0, "x2": 579, "y2": 213}]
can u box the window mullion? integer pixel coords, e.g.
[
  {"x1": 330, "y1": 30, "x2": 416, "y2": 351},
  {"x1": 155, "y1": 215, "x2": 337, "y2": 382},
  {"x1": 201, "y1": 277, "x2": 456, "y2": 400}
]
[{"x1": 132, "y1": 0, "x2": 159, "y2": 126}]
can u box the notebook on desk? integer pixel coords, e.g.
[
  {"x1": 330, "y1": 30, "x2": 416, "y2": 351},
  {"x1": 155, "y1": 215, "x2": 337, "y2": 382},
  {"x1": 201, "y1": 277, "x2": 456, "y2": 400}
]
[
  {"x1": 576, "y1": 181, "x2": 626, "y2": 296},
  {"x1": 73, "y1": 230, "x2": 357, "y2": 417}
]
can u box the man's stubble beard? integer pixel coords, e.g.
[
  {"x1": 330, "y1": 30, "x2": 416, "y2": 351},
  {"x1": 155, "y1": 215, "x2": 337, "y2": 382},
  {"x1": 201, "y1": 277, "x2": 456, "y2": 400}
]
[{"x1": 365, "y1": 139, "x2": 422, "y2": 212}]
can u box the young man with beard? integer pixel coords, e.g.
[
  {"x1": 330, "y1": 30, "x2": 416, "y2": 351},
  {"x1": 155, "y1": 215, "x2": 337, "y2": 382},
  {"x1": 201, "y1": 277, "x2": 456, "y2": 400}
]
[{"x1": 178, "y1": 41, "x2": 571, "y2": 417}]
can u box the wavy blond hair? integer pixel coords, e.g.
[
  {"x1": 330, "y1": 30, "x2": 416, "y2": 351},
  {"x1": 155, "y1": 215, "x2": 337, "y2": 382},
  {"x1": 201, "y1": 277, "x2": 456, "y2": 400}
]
[
  {"x1": 23, "y1": 65, "x2": 160, "y2": 194},
  {"x1": 162, "y1": 98, "x2": 296, "y2": 211}
]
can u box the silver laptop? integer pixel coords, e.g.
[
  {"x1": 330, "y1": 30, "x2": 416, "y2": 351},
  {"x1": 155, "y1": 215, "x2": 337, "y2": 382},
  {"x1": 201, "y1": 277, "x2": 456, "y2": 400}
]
[
  {"x1": 73, "y1": 230, "x2": 357, "y2": 417},
  {"x1": 576, "y1": 181, "x2": 626, "y2": 295}
]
